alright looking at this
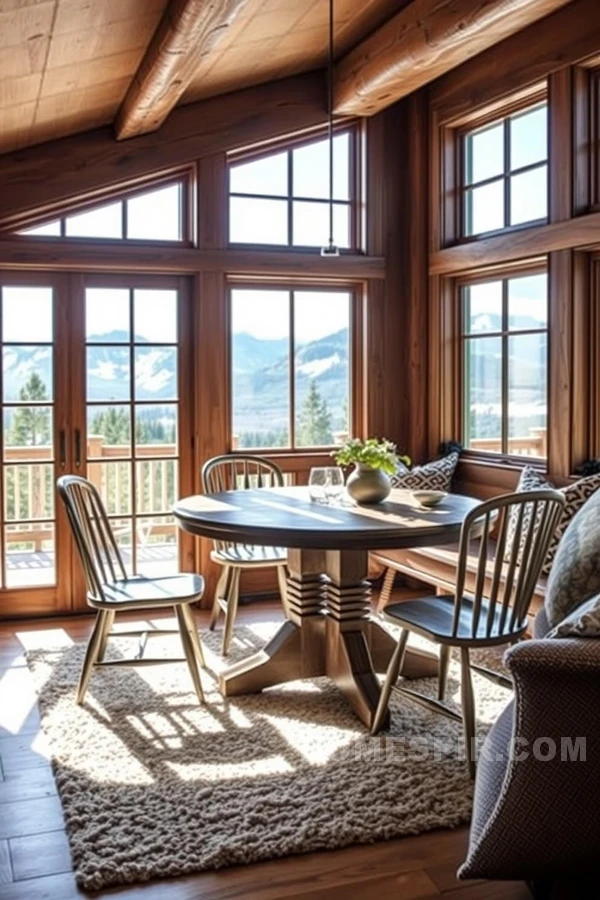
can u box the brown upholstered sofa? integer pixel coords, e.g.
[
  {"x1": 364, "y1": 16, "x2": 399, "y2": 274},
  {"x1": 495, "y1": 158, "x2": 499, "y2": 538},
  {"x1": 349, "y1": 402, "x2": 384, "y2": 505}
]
[{"x1": 459, "y1": 607, "x2": 600, "y2": 897}]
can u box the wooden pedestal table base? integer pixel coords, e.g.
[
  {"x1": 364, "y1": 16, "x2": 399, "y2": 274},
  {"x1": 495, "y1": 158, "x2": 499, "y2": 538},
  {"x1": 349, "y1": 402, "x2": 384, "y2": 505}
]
[{"x1": 219, "y1": 548, "x2": 439, "y2": 730}]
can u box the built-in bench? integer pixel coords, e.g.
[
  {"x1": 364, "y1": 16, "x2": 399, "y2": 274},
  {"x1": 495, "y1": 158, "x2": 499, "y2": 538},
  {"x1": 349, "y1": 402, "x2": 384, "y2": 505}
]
[{"x1": 371, "y1": 539, "x2": 546, "y2": 630}]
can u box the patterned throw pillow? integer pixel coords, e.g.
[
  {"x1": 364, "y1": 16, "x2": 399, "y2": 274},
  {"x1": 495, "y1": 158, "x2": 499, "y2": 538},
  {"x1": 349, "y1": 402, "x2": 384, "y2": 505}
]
[
  {"x1": 390, "y1": 452, "x2": 459, "y2": 492},
  {"x1": 505, "y1": 466, "x2": 600, "y2": 575},
  {"x1": 545, "y1": 487, "x2": 600, "y2": 627},
  {"x1": 548, "y1": 592, "x2": 600, "y2": 638}
]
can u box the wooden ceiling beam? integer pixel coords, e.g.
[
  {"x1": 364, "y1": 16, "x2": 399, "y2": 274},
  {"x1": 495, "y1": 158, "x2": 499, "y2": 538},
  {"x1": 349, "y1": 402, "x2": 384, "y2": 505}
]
[
  {"x1": 333, "y1": 0, "x2": 574, "y2": 117},
  {"x1": 115, "y1": 0, "x2": 251, "y2": 141}
]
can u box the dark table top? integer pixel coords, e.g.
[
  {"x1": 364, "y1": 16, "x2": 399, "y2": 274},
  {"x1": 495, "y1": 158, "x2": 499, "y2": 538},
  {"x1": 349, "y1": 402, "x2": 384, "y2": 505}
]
[{"x1": 173, "y1": 486, "x2": 480, "y2": 551}]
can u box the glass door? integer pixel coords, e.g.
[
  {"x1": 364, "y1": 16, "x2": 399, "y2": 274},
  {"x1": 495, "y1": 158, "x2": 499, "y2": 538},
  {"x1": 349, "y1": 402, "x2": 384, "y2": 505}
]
[
  {"x1": 80, "y1": 276, "x2": 193, "y2": 590},
  {"x1": 0, "y1": 274, "x2": 72, "y2": 616}
]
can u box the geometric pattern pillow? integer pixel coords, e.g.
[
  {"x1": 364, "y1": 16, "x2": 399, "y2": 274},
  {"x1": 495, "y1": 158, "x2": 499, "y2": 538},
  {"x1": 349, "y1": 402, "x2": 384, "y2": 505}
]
[
  {"x1": 545, "y1": 486, "x2": 600, "y2": 627},
  {"x1": 505, "y1": 465, "x2": 600, "y2": 576},
  {"x1": 390, "y1": 451, "x2": 459, "y2": 491},
  {"x1": 547, "y1": 592, "x2": 600, "y2": 638}
]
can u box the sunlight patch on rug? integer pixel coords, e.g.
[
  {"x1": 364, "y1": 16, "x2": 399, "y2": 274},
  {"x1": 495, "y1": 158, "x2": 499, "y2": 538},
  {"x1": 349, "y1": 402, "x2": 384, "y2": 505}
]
[{"x1": 26, "y1": 621, "x2": 511, "y2": 891}]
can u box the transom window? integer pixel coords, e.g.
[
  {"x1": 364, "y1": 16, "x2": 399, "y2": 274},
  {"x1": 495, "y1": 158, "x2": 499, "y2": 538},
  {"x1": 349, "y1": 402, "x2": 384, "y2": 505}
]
[
  {"x1": 462, "y1": 103, "x2": 548, "y2": 236},
  {"x1": 462, "y1": 271, "x2": 548, "y2": 458},
  {"x1": 230, "y1": 287, "x2": 351, "y2": 450},
  {"x1": 18, "y1": 181, "x2": 184, "y2": 242},
  {"x1": 228, "y1": 132, "x2": 353, "y2": 249}
]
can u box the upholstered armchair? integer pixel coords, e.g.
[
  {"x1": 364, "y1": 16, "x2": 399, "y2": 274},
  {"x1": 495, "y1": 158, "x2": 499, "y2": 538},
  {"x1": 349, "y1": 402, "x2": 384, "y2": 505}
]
[{"x1": 459, "y1": 608, "x2": 600, "y2": 897}]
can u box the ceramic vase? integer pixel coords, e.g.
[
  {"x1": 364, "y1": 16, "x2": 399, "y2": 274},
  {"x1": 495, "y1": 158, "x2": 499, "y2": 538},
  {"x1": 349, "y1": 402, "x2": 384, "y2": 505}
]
[{"x1": 346, "y1": 464, "x2": 391, "y2": 504}]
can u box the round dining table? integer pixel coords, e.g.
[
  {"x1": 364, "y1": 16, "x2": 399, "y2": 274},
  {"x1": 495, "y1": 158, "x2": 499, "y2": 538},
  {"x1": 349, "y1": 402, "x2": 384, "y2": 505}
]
[{"x1": 173, "y1": 486, "x2": 481, "y2": 730}]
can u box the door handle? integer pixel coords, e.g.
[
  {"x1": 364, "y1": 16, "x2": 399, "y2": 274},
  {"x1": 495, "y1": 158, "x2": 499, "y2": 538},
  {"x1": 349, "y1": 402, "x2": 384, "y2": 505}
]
[
  {"x1": 59, "y1": 430, "x2": 66, "y2": 470},
  {"x1": 74, "y1": 429, "x2": 82, "y2": 469}
]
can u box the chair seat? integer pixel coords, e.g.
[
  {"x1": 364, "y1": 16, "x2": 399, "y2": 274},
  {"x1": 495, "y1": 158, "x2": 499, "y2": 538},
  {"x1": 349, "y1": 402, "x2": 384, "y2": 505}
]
[
  {"x1": 383, "y1": 595, "x2": 525, "y2": 645},
  {"x1": 211, "y1": 546, "x2": 287, "y2": 567},
  {"x1": 92, "y1": 573, "x2": 204, "y2": 610}
]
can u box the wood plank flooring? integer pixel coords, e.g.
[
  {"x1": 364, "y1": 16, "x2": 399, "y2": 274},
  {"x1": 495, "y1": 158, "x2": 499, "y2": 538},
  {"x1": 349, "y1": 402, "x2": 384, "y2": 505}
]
[{"x1": 0, "y1": 601, "x2": 533, "y2": 900}]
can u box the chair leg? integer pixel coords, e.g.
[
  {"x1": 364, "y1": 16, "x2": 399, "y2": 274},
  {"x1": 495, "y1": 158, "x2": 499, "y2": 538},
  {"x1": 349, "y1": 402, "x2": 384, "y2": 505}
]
[
  {"x1": 377, "y1": 567, "x2": 396, "y2": 610},
  {"x1": 76, "y1": 610, "x2": 110, "y2": 705},
  {"x1": 460, "y1": 648, "x2": 477, "y2": 778},
  {"x1": 277, "y1": 565, "x2": 290, "y2": 618},
  {"x1": 180, "y1": 602, "x2": 206, "y2": 669},
  {"x1": 371, "y1": 629, "x2": 409, "y2": 735},
  {"x1": 96, "y1": 609, "x2": 115, "y2": 663},
  {"x1": 438, "y1": 644, "x2": 451, "y2": 701},
  {"x1": 221, "y1": 568, "x2": 241, "y2": 657},
  {"x1": 175, "y1": 606, "x2": 204, "y2": 704},
  {"x1": 209, "y1": 566, "x2": 230, "y2": 631}
]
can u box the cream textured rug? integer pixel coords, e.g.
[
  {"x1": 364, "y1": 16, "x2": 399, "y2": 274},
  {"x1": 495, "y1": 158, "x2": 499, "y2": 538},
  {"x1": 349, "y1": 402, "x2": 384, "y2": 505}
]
[{"x1": 26, "y1": 619, "x2": 511, "y2": 891}]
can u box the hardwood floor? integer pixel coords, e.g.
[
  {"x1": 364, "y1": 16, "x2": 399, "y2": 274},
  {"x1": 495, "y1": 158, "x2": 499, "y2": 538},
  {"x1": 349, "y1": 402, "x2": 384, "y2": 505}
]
[{"x1": 0, "y1": 601, "x2": 533, "y2": 900}]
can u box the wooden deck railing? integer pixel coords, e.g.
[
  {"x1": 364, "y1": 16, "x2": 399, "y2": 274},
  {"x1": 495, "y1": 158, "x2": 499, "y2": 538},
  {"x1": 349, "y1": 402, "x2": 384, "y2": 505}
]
[{"x1": 469, "y1": 427, "x2": 547, "y2": 458}]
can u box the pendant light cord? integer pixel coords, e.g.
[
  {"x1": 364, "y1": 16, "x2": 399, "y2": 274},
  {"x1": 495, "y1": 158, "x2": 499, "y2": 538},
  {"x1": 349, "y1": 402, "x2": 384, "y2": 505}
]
[{"x1": 327, "y1": 0, "x2": 334, "y2": 247}]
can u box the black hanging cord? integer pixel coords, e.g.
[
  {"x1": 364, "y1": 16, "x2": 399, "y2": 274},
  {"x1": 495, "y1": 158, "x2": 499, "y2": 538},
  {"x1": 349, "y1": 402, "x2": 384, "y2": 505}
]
[
  {"x1": 328, "y1": 0, "x2": 334, "y2": 246},
  {"x1": 321, "y1": 0, "x2": 338, "y2": 256}
]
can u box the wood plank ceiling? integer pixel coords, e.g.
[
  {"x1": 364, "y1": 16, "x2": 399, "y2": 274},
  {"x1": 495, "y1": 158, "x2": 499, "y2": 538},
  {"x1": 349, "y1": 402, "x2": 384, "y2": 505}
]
[
  {"x1": 0, "y1": 0, "x2": 577, "y2": 156},
  {"x1": 0, "y1": 0, "x2": 408, "y2": 154}
]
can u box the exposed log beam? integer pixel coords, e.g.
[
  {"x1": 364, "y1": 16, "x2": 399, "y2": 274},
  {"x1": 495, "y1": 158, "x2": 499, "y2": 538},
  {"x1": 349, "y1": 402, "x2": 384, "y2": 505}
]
[
  {"x1": 0, "y1": 72, "x2": 328, "y2": 225},
  {"x1": 333, "y1": 0, "x2": 574, "y2": 117},
  {"x1": 0, "y1": 238, "x2": 386, "y2": 279},
  {"x1": 115, "y1": 0, "x2": 250, "y2": 140}
]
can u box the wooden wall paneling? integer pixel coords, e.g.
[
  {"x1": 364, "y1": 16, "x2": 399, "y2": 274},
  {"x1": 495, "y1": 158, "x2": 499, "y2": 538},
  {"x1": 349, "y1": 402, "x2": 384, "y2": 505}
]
[
  {"x1": 430, "y1": 0, "x2": 600, "y2": 126},
  {"x1": 429, "y1": 209, "x2": 600, "y2": 275},
  {"x1": 0, "y1": 71, "x2": 329, "y2": 224},
  {"x1": 549, "y1": 67, "x2": 574, "y2": 222},
  {"x1": 365, "y1": 108, "x2": 405, "y2": 449},
  {"x1": 591, "y1": 258, "x2": 600, "y2": 457},
  {"x1": 405, "y1": 90, "x2": 430, "y2": 463},
  {"x1": 0, "y1": 238, "x2": 385, "y2": 279},
  {"x1": 573, "y1": 66, "x2": 592, "y2": 215},
  {"x1": 571, "y1": 251, "x2": 591, "y2": 467},
  {"x1": 547, "y1": 249, "x2": 573, "y2": 479},
  {"x1": 333, "y1": 0, "x2": 572, "y2": 117},
  {"x1": 427, "y1": 274, "x2": 442, "y2": 459}
]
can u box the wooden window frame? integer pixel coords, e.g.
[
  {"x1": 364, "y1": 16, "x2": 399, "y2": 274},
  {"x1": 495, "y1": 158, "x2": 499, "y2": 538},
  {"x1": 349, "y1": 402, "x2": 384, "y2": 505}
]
[
  {"x1": 226, "y1": 278, "x2": 364, "y2": 456},
  {"x1": 438, "y1": 86, "x2": 548, "y2": 247},
  {"x1": 8, "y1": 170, "x2": 195, "y2": 247},
  {"x1": 440, "y1": 259, "x2": 549, "y2": 468},
  {"x1": 227, "y1": 125, "x2": 361, "y2": 253}
]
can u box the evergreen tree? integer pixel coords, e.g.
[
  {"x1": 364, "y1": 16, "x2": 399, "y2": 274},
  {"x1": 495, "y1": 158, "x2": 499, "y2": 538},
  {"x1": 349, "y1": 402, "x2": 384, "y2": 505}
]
[
  {"x1": 11, "y1": 372, "x2": 51, "y2": 447},
  {"x1": 297, "y1": 380, "x2": 333, "y2": 446},
  {"x1": 89, "y1": 407, "x2": 130, "y2": 445}
]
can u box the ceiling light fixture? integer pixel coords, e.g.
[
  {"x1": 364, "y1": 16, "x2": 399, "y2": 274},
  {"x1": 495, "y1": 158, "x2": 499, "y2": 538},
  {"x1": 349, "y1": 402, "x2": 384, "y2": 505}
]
[{"x1": 321, "y1": 0, "x2": 339, "y2": 257}]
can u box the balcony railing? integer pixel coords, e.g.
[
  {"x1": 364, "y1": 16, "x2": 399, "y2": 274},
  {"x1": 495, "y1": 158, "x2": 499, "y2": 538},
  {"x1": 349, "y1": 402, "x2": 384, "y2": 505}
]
[{"x1": 468, "y1": 428, "x2": 547, "y2": 458}]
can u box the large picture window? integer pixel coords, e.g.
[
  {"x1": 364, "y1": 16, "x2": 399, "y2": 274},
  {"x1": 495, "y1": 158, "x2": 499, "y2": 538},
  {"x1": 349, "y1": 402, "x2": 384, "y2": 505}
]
[
  {"x1": 461, "y1": 103, "x2": 548, "y2": 236},
  {"x1": 462, "y1": 271, "x2": 548, "y2": 458},
  {"x1": 228, "y1": 132, "x2": 353, "y2": 249},
  {"x1": 230, "y1": 286, "x2": 352, "y2": 450}
]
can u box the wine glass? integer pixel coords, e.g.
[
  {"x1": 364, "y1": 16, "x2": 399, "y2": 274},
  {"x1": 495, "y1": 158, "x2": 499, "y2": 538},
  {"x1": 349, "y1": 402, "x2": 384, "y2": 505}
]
[
  {"x1": 308, "y1": 467, "x2": 329, "y2": 503},
  {"x1": 324, "y1": 466, "x2": 345, "y2": 504}
]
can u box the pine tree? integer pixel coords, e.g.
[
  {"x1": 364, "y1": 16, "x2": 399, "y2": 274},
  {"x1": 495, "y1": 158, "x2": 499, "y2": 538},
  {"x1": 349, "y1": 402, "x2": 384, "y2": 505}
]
[
  {"x1": 297, "y1": 380, "x2": 333, "y2": 446},
  {"x1": 11, "y1": 372, "x2": 51, "y2": 447}
]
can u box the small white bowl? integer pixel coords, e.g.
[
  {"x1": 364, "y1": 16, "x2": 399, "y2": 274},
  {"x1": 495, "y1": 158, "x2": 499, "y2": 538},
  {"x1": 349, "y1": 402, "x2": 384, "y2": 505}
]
[{"x1": 411, "y1": 490, "x2": 447, "y2": 508}]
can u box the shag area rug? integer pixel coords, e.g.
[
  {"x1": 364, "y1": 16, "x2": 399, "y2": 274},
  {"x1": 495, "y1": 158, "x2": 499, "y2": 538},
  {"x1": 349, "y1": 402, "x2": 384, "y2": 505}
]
[{"x1": 26, "y1": 620, "x2": 511, "y2": 891}]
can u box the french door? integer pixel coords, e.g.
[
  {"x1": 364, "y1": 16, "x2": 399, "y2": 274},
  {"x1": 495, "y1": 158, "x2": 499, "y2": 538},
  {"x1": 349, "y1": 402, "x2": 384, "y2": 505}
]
[{"x1": 0, "y1": 272, "x2": 195, "y2": 618}]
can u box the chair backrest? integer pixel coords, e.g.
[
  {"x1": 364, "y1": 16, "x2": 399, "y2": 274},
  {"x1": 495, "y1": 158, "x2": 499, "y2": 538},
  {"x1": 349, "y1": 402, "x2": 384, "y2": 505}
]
[
  {"x1": 202, "y1": 454, "x2": 284, "y2": 493},
  {"x1": 57, "y1": 475, "x2": 127, "y2": 604},
  {"x1": 201, "y1": 454, "x2": 284, "y2": 553},
  {"x1": 453, "y1": 489, "x2": 566, "y2": 640}
]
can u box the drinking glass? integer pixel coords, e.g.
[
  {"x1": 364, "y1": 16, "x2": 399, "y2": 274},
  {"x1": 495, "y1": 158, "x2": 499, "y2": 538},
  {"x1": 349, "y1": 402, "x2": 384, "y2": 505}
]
[
  {"x1": 324, "y1": 466, "x2": 345, "y2": 504},
  {"x1": 308, "y1": 467, "x2": 329, "y2": 503}
]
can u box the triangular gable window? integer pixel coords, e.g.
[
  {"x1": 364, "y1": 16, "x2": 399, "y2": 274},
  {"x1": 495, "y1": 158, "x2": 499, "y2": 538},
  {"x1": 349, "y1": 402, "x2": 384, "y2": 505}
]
[{"x1": 17, "y1": 181, "x2": 184, "y2": 242}]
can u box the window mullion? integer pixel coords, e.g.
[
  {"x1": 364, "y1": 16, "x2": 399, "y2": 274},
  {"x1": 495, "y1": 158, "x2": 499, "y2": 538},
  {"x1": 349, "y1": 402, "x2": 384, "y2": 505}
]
[
  {"x1": 501, "y1": 279, "x2": 509, "y2": 456},
  {"x1": 289, "y1": 290, "x2": 295, "y2": 449}
]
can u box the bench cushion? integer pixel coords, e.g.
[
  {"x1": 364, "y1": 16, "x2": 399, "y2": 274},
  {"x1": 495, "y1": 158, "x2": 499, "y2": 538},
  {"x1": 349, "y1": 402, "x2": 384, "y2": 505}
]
[{"x1": 372, "y1": 539, "x2": 546, "y2": 614}]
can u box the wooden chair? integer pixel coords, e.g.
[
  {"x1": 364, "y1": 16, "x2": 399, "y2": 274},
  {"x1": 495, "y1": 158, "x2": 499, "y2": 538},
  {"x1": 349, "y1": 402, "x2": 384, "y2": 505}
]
[
  {"x1": 371, "y1": 489, "x2": 566, "y2": 777},
  {"x1": 201, "y1": 454, "x2": 289, "y2": 655},
  {"x1": 57, "y1": 475, "x2": 206, "y2": 706}
]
